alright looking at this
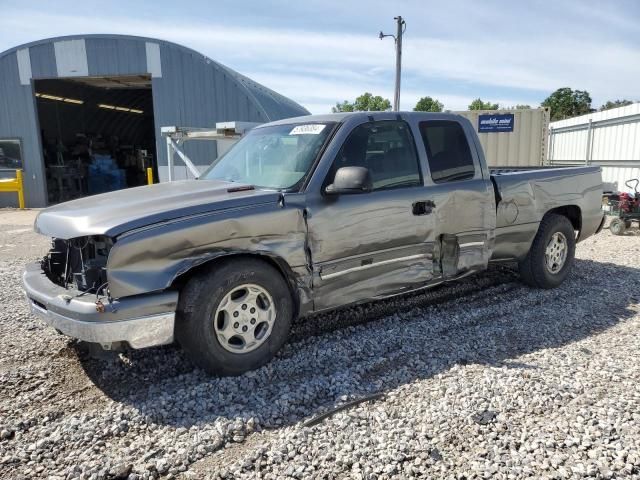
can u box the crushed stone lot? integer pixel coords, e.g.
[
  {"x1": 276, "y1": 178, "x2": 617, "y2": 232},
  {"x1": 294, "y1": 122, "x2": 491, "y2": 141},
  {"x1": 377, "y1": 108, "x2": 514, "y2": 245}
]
[{"x1": 1, "y1": 209, "x2": 639, "y2": 480}]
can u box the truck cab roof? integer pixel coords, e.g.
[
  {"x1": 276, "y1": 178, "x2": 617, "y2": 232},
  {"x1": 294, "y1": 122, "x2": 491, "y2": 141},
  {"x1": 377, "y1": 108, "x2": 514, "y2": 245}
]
[{"x1": 260, "y1": 111, "x2": 469, "y2": 127}]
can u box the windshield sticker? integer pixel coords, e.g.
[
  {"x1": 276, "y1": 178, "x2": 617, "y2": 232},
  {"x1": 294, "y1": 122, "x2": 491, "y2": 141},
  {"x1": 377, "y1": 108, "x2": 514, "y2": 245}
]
[{"x1": 289, "y1": 124, "x2": 326, "y2": 135}]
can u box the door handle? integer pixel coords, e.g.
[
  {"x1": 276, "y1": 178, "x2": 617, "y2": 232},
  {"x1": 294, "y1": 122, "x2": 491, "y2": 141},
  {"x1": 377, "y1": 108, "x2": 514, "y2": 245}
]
[{"x1": 412, "y1": 200, "x2": 435, "y2": 216}]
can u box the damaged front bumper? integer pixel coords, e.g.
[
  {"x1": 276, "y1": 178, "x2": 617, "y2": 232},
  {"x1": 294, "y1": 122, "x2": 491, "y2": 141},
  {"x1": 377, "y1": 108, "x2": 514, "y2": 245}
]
[{"x1": 22, "y1": 262, "x2": 178, "y2": 349}]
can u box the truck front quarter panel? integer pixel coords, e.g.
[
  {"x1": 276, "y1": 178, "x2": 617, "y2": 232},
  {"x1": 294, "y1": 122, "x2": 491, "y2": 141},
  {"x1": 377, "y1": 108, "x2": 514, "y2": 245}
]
[{"x1": 106, "y1": 203, "x2": 311, "y2": 306}]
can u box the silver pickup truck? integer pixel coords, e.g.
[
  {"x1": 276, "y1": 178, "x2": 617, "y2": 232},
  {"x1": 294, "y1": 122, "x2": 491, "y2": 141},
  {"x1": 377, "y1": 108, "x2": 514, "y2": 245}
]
[{"x1": 23, "y1": 112, "x2": 605, "y2": 375}]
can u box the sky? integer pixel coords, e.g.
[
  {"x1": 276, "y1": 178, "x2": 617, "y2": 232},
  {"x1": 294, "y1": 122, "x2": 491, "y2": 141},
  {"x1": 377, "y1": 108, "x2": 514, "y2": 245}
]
[{"x1": 1, "y1": 0, "x2": 639, "y2": 114}]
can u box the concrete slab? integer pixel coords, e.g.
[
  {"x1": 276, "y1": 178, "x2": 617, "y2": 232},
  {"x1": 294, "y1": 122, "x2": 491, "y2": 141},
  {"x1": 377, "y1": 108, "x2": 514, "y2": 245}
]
[{"x1": 0, "y1": 208, "x2": 40, "y2": 226}]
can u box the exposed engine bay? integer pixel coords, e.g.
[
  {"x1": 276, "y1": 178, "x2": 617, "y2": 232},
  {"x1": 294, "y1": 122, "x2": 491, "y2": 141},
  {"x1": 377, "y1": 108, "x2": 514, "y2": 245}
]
[{"x1": 41, "y1": 236, "x2": 112, "y2": 292}]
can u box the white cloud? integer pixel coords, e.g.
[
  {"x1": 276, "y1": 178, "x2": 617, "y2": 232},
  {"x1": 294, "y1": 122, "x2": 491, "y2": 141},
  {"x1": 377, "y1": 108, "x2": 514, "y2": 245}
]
[{"x1": 1, "y1": 7, "x2": 639, "y2": 112}]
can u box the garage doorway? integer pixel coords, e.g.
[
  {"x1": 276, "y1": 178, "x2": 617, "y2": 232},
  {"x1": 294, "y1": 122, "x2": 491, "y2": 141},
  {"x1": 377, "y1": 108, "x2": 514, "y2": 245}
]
[{"x1": 34, "y1": 75, "x2": 157, "y2": 204}]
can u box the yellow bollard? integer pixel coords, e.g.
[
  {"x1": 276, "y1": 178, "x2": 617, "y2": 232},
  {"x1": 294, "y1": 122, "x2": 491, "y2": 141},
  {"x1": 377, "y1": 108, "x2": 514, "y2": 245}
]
[
  {"x1": 0, "y1": 169, "x2": 25, "y2": 209},
  {"x1": 146, "y1": 167, "x2": 154, "y2": 185},
  {"x1": 16, "y1": 169, "x2": 25, "y2": 209}
]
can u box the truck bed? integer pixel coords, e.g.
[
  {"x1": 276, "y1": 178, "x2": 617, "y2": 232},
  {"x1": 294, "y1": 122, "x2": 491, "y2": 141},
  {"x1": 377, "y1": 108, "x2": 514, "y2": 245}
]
[
  {"x1": 490, "y1": 166, "x2": 603, "y2": 260},
  {"x1": 489, "y1": 165, "x2": 574, "y2": 175}
]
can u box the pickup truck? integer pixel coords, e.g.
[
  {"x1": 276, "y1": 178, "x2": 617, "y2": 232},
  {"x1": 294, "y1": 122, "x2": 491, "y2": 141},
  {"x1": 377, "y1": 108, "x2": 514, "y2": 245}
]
[{"x1": 23, "y1": 112, "x2": 605, "y2": 375}]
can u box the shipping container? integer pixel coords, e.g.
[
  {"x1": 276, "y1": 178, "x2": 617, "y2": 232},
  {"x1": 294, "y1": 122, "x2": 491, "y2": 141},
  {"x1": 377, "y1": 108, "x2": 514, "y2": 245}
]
[{"x1": 455, "y1": 108, "x2": 550, "y2": 167}]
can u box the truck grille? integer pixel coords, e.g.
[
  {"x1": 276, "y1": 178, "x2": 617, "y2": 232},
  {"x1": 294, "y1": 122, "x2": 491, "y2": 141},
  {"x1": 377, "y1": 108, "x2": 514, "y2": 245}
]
[{"x1": 41, "y1": 236, "x2": 113, "y2": 292}]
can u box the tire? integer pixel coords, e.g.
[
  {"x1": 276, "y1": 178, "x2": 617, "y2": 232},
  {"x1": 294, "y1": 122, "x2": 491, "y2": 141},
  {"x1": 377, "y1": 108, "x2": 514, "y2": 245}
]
[
  {"x1": 518, "y1": 213, "x2": 576, "y2": 289},
  {"x1": 176, "y1": 258, "x2": 293, "y2": 376},
  {"x1": 610, "y1": 218, "x2": 626, "y2": 236}
]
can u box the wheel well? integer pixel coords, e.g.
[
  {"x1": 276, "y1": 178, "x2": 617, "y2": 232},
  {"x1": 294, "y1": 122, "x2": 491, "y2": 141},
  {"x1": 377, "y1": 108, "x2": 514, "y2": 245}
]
[
  {"x1": 171, "y1": 253, "x2": 300, "y2": 315},
  {"x1": 546, "y1": 205, "x2": 582, "y2": 233}
]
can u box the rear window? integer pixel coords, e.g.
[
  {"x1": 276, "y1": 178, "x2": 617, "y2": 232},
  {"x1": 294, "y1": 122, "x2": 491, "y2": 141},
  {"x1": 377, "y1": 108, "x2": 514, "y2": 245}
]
[{"x1": 419, "y1": 121, "x2": 476, "y2": 183}]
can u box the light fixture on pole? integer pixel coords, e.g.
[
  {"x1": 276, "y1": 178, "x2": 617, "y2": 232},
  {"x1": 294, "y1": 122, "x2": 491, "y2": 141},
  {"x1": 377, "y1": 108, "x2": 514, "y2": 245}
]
[{"x1": 379, "y1": 16, "x2": 406, "y2": 112}]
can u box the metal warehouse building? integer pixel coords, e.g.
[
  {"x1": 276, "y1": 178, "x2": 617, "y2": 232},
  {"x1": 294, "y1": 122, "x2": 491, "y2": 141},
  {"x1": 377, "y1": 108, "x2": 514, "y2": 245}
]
[{"x1": 0, "y1": 34, "x2": 309, "y2": 207}]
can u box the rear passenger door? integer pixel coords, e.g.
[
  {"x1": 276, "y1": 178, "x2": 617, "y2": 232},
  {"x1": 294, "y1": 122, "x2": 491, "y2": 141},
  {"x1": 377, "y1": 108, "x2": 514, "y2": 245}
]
[
  {"x1": 305, "y1": 119, "x2": 439, "y2": 310},
  {"x1": 415, "y1": 119, "x2": 496, "y2": 277}
]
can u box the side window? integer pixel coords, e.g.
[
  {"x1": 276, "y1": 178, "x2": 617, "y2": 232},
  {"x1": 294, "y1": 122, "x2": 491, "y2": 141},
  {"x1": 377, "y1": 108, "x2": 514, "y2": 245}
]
[
  {"x1": 331, "y1": 120, "x2": 421, "y2": 191},
  {"x1": 419, "y1": 121, "x2": 476, "y2": 183}
]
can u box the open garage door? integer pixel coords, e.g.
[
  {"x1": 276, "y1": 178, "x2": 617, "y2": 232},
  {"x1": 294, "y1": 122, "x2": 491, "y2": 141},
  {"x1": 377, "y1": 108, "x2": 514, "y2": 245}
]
[{"x1": 34, "y1": 75, "x2": 157, "y2": 204}]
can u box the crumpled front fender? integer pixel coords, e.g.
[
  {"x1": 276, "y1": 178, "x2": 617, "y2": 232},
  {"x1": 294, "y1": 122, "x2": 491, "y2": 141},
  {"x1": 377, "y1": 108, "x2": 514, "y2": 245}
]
[{"x1": 106, "y1": 203, "x2": 312, "y2": 311}]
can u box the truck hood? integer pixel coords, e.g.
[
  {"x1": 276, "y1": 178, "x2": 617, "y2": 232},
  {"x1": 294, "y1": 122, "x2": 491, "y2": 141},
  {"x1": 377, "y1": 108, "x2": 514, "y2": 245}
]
[{"x1": 35, "y1": 180, "x2": 282, "y2": 239}]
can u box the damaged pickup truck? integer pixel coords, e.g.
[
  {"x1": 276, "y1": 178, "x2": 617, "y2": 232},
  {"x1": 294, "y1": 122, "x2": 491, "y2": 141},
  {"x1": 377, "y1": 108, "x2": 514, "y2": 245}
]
[{"x1": 23, "y1": 112, "x2": 605, "y2": 375}]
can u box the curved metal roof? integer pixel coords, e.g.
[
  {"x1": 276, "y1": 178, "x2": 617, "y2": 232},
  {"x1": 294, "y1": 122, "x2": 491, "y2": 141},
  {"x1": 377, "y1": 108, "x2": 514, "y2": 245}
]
[{"x1": 0, "y1": 34, "x2": 309, "y2": 121}]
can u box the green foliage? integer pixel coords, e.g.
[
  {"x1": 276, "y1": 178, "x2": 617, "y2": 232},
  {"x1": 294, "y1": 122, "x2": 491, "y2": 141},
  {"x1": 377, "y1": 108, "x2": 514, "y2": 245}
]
[
  {"x1": 599, "y1": 99, "x2": 634, "y2": 111},
  {"x1": 514, "y1": 104, "x2": 531, "y2": 109},
  {"x1": 413, "y1": 96, "x2": 444, "y2": 112},
  {"x1": 468, "y1": 98, "x2": 499, "y2": 110},
  {"x1": 541, "y1": 88, "x2": 593, "y2": 121},
  {"x1": 332, "y1": 92, "x2": 391, "y2": 113},
  {"x1": 332, "y1": 101, "x2": 355, "y2": 113}
]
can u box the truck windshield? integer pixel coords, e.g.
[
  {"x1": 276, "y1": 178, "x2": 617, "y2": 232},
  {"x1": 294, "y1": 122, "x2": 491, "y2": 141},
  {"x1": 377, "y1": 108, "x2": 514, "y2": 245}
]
[{"x1": 201, "y1": 122, "x2": 336, "y2": 190}]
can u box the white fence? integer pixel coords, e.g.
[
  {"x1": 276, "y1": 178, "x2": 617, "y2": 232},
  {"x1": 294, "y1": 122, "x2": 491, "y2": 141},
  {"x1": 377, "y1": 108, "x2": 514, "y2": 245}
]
[{"x1": 548, "y1": 103, "x2": 640, "y2": 192}]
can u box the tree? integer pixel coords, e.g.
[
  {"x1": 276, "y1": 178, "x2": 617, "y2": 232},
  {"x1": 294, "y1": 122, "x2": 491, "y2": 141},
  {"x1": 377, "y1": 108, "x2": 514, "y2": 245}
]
[
  {"x1": 514, "y1": 104, "x2": 531, "y2": 109},
  {"x1": 599, "y1": 99, "x2": 634, "y2": 111},
  {"x1": 332, "y1": 92, "x2": 391, "y2": 113},
  {"x1": 414, "y1": 96, "x2": 444, "y2": 112},
  {"x1": 541, "y1": 88, "x2": 593, "y2": 121},
  {"x1": 332, "y1": 100, "x2": 355, "y2": 113},
  {"x1": 468, "y1": 98, "x2": 499, "y2": 110}
]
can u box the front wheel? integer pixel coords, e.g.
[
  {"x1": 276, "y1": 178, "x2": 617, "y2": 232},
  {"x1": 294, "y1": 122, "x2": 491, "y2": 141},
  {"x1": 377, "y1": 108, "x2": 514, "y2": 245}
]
[
  {"x1": 176, "y1": 258, "x2": 293, "y2": 376},
  {"x1": 518, "y1": 214, "x2": 576, "y2": 289}
]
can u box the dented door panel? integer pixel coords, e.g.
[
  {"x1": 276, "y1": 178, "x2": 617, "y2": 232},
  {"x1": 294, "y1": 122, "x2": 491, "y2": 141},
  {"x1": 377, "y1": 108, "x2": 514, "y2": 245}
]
[
  {"x1": 305, "y1": 186, "x2": 437, "y2": 310},
  {"x1": 415, "y1": 178, "x2": 496, "y2": 278},
  {"x1": 405, "y1": 116, "x2": 497, "y2": 278}
]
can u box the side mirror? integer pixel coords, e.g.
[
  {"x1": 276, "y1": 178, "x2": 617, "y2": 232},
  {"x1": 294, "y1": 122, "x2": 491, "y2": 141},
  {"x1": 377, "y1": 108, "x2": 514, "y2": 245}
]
[{"x1": 325, "y1": 166, "x2": 373, "y2": 194}]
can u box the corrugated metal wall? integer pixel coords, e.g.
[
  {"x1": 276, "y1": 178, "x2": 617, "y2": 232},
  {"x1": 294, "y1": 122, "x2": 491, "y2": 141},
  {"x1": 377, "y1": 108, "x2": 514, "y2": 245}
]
[
  {"x1": 455, "y1": 108, "x2": 550, "y2": 167},
  {"x1": 0, "y1": 34, "x2": 309, "y2": 207},
  {"x1": 601, "y1": 167, "x2": 640, "y2": 193},
  {"x1": 548, "y1": 103, "x2": 640, "y2": 193},
  {"x1": 549, "y1": 103, "x2": 640, "y2": 162},
  {"x1": 0, "y1": 49, "x2": 48, "y2": 206}
]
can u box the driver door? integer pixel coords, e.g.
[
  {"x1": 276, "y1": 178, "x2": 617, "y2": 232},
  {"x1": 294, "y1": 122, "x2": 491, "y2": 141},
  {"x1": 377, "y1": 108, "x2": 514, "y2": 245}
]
[{"x1": 305, "y1": 119, "x2": 439, "y2": 310}]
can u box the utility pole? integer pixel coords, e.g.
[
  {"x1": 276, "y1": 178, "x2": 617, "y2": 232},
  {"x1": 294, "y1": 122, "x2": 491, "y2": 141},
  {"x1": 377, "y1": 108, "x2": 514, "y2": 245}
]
[{"x1": 379, "y1": 16, "x2": 406, "y2": 111}]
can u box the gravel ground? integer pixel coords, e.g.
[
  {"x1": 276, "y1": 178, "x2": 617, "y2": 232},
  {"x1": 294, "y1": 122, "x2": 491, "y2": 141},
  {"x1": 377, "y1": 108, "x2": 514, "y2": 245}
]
[{"x1": 1, "y1": 209, "x2": 639, "y2": 479}]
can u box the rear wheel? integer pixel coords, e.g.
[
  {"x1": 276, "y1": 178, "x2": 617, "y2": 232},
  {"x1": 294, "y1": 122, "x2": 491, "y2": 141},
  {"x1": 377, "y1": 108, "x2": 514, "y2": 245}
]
[
  {"x1": 610, "y1": 218, "x2": 626, "y2": 236},
  {"x1": 176, "y1": 258, "x2": 293, "y2": 376},
  {"x1": 518, "y1": 213, "x2": 576, "y2": 289}
]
